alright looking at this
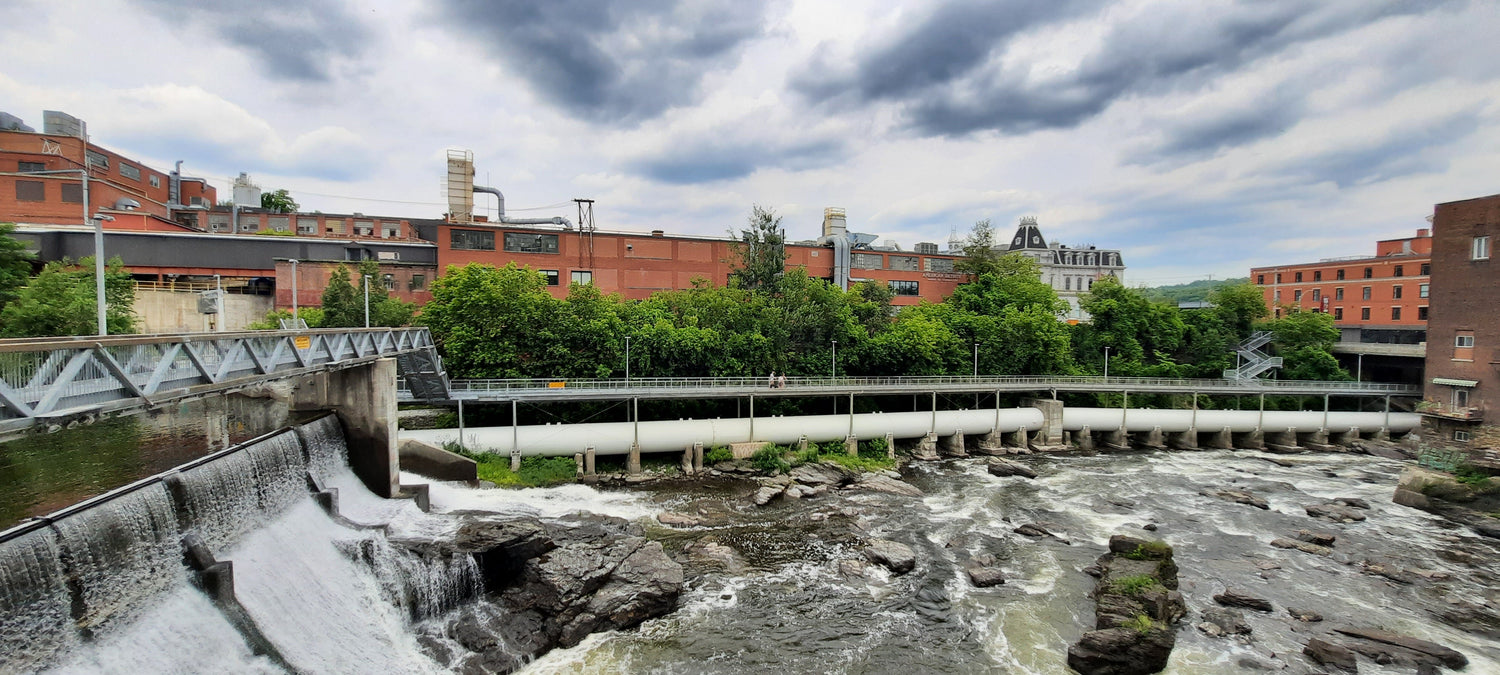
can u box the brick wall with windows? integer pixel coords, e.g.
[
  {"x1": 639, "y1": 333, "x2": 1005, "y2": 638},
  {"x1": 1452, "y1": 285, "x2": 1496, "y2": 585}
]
[
  {"x1": 1250, "y1": 228, "x2": 1430, "y2": 331},
  {"x1": 1421, "y1": 193, "x2": 1500, "y2": 455}
]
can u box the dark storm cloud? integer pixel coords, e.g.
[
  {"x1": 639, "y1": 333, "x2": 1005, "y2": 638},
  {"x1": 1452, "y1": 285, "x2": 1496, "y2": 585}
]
[
  {"x1": 628, "y1": 137, "x2": 846, "y2": 184},
  {"x1": 1131, "y1": 88, "x2": 1306, "y2": 165},
  {"x1": 1286, "y1": 110, "x2": 1481, "y2": 189},
  {"x1": 133, "y1": 0, "x2": 369, "y2": 81},
  {"x1": 798, "y1": 0, "x2": 1460, "y2": 139},
  {"x1": 434, "y1": 0, "x2": 768, "y2": 124}
]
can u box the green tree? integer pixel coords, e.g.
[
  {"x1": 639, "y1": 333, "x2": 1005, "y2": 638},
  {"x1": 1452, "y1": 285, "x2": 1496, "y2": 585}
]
[
  {"x1": 248, "y1": 307, "x2": 325, "y2": 330},
  {"x1": 260, "y1": 188, "x2": 299, "y2": 213},
  {"x1": 0, "y1": 222, "x2": 35, "y2": 312},
  {"x1": 947, "y1": 256, "x2": 1067, "y2": 316},
  {"x1": 1258, "y1": 308, "x2": 1347, "y2": 380},
  {"x1": 319, "y1": 264, "x2": 361, "y2": 327},
  {"x1": 320, "y1": 261, "x2": 415, "y2": 327},
  {"x1": 0, "y1": 257, "x2": 137, "y2": 337},
  {"x1": 851, "y1": 280, "x2": 895, "y2": 335},
  {"x1": 1074, "y1": 276, "x2": 1186, "y2": 375},
  {"x1": 954, "y1": 218, "x2": 1006, "y2": 279},
  {"x1": 1209, "y1": 282, "x2": 1269, "y2": 338},
  {"x1": 727, "y1": 205, "x2": 785, "y2": 292},
  {"x1": 420, "y1": 262, "x2": 566, "y2": 378}
]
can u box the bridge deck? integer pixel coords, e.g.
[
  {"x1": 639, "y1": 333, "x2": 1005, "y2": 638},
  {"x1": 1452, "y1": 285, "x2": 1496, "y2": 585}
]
[{"x1": 402, "y1": 375, "x2": 1419, "y2": 403}]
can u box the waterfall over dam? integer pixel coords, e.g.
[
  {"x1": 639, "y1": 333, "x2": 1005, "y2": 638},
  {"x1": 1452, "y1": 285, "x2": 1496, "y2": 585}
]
[{"x1": 0, "y1": 415, "x2": 476, "y2": 674}]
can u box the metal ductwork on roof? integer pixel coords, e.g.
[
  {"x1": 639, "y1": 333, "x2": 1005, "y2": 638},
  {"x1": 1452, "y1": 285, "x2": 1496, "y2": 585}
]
[
  {"x1": 113, "y1": 198, "x2": 141, "y2": 211},
  {"x1": 473, "y1": 185, "x2": 573, "y2": 229}
]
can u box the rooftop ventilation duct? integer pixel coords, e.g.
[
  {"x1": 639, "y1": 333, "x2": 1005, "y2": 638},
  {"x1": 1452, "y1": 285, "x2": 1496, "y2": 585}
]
[
  {"x1": 473, "y1": 185, "x2": 573, "y2": 229},
  {"x1": 114, "y1": 198, "x2": 141, "y2": 210}
]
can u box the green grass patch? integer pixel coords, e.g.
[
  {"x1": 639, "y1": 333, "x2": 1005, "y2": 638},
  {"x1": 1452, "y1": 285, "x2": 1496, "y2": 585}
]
[
  {"x1": 451, "y1": 447, "x2": 577, "y2": 487},
  {"x1": 1123, "y1": 613, "x2": 1154, "y2": 635},
  {"x1": 1454, "y1": 464, "x2": 1498, "y2": 492},
  {"x1": 704, "y1": 445, "x2": 733, "y2": 464},
  {"x1": 821, "y1": 452, "x2": 897, "y2": 472},
  {"x1": 750, "y1": 443, "x2": 791, "y2": 473},
  {"x1": 1119, "y1": 541, "x2": 1173, "y2": 560},
  {"x1": 1110, "y1": 574, "x2": 1163, "y2": 597}
]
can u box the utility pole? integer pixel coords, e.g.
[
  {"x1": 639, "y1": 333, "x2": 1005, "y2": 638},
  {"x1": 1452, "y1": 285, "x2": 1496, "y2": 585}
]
[
  {"x1": 363, "y1": 274, "x2": 371, "y2": 328},
  {"x1": 289, "y1": 259, "x2": 299, "y2": 325},
  {"x1": 624, "y1": 335, "x2": 631, "y2": 383}
]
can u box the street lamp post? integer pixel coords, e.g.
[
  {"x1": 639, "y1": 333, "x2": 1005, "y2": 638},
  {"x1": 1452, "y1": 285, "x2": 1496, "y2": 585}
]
[
  {"x1": 288, "y1": 259, "x2": 299, "y2": 325},
  {"x1": 624, "y1": 336, "x2": 631, "y2": 383},
  {"x1": 363, "y1": 274, "x2": 371, "y2": 328},
  {"x1": 973, "y1": 342, "x2": 979, "y2": 377},
  {"x1": 213, "y1": 273, "x2": 222, "y2": 332},
  {"x1": 1103, "y1": 346, "x2": 1111, "y2": 381},
  {"x1": 831, "y1": 339, "x2": 837, "y2": 379}
]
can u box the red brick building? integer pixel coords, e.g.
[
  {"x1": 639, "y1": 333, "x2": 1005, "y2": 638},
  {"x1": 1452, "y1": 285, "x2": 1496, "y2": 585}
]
[
  {"x1": 1421, "y1": 193, "x2": 1500, "y2": 454},
  {"x1": 1251, "y1": 228, "x2": 1431, "y2": 343}
]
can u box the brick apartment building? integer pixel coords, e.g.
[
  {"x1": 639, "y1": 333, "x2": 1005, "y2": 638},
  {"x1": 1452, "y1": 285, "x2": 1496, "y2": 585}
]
[
  {"x1": 1251, "y1": 228, "x2": 1432, "y2": 344},
  {"x1": 1421, "y1": 193, "x2": 1500, "y2": 455}
]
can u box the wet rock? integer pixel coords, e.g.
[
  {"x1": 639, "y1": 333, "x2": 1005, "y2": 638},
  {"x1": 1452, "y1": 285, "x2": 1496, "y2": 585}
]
[
  {"x1": 507, "y1": 536, "x2": 684, "y2": 649},
  {"x1": 1082, "y1": 564, "x2": 1105, "y2": 578},
  {"x1": 1296, "y1": 529, "x2": 1337, "y2": 546},
  {"x1": 1359, "y1": 560, "x2": 1413, "y2": 584},
  {"x1": 1287, "y1": 607, "x2": 1323, "y2": 622},
  {"x1": 1333, "y1": 628, "x2": 1469, "y2": 669},
  {"x1": 1305, "y1": 502, "x2": 1367, "y2": 523},
  {"x1": 1304, "y1": 637, "x2": 1359, "y2": 672},
  {"x1": 1068, "y1": 538, "x2": 1183, "y2": 674},
  {"x1": 1254, "y1": 560, "x2": 1282, "y2": 571},
  {"x1": 1198, "y1": 607, "x2": 1251, "y2": 636},
  {"x1": 862, "y1": 539, "x2": 916, "y2": 575},
  {"x1": 1473, "y1": 521, "x2": 1500, "y2": 539},
  {"x1": 1333, "y1": 497, "x2": 1371, "y2": 510},
  {"x1": 1200, "y1": 488, "x2": 1270, "y2": 510},
  {"x1": 1213, "y1": 588, "x2": 1273, "y2": 612},
  {"x1": 656, "y1": 512, "x2": 701, "y2": 528},
  {"x1": 1143, "y1": 523, "x2": 1158, "y2": 531},
  {"x1": 850, "y1": 474, "x2": 924, "y2": 497},
  {"x1": 680, "y1": 538, "x2": 744, "y2": 574},
  {"x1": 1067, "y1": 627, "x2": 1176, "y2": 675},
  {"x1": 1364, "y1": 445, "x2": 1409, "y2": 460},
  {"x1": 752, "y1": 486, "x2": 784, "y2": 506},
  {"x1": 1271, "y1": 537, "x2": 1332, "y2": 556},
  {"x1": 987, "y1": 458, "x2": 1038, "y2": 479},
  {"x1": 1013, "y1": 522, "x2": 1070, "y2": 544},
  {"x1": 789, "y1": 462, "x2": 857, "y2": 486},
  {"x1": 837, "y1": 558, "x2": 870, "y2": 579},
  {"x1": 1236, "y1": 656, "x2": 1278, "y2": 671},
  {"x1": 966, "y1": 566, "x2": 1006, "y2": 587}
]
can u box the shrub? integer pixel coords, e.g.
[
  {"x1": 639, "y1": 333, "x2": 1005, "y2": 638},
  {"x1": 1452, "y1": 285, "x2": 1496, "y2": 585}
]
[
  {"x1": 1454, "y1": 464, "x2": 1498, "y2": 491},
  {"x1": 1123, "y1": 613, "x2": 1154, "y2": 635},
  {"x1": 750, "y1": 443, "x2": 791, "y2": 473},
  {"x1": 704, "y1": 445, "x2": 734, "y2": 464},
  {"x1": 1110, "y1": 574, "x2": 1162, "y2": 597},
  {"x1": 793, "y1": 446, "x2": 820, "y2": 466},
  {"x1": 456, "y1": 449, "x2": 576, "y2": 487},
  {"x1": 822, "y1": 452, "x2": 897, "y2": 472},
  {"x1": 862, "y1": 436, "x2": 889, "y2": 456},
  {"x1": 1120, "y1": 541, "x2": 1173, "y2": 560}
]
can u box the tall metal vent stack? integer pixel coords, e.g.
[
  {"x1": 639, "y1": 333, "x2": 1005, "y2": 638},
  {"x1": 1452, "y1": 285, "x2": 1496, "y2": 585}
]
[
  {"x1": 822, "y1": 207, "x2": 847, "y2": 237},
  {"x1": 446, "y1": 149, "x2": 475, "y2": 223}
]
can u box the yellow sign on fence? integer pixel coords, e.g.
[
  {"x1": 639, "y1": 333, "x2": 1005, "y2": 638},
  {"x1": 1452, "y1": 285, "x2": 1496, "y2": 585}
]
[
  {"x1": 547, "y1": 381, "x2": 567, "y2": 388},
  {"x1": 294, "y1": 336, "x2": 311, "y2": 350}
]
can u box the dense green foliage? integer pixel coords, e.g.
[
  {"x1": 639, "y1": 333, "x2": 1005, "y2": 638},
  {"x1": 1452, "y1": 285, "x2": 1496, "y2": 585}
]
[
  {"x1": 319, "y1": 260, "x2": 416, "y2": 327},
  {"x1": 0, "y1": 257, "x2": 137, "y2": 337},
  {"x1": 0, "y1": 223, "x2": 35, "y2": 313},
  {"x1": 418, "y1": 208, "x2": 1341, "y2": 384},
  {"x1": 1141, "y1": 277, "x2": 1250, "y2": 304},
  {"x1": 247, "y1": 307, "x2": 326, "y2": 330},
  {"x1": 450, "y1": 445, "x2": 577, "y2": 487},
  {"x1": 260, "y1": 188, "x2": 299, "y2": 214}
]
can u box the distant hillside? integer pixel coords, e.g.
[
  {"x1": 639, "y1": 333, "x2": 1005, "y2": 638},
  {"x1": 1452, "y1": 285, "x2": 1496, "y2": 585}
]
[{"x1": 1140, "y1": 277, "x2": 1250, "y2": 304}]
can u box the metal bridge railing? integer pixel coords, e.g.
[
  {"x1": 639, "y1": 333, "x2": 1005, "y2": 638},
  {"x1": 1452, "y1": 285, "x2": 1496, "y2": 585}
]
[
  {"x1": 0, "y1": 328, "x2": 441, "y2": 431},
  {"x1": 402, "y1": 374, "x2": 1419, "y2": 398}
]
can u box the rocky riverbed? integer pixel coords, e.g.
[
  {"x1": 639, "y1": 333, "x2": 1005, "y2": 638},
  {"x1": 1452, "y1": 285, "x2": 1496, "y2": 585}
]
[{"x1": 438, "y1": 448, "x2": 1500, "y2": 674}]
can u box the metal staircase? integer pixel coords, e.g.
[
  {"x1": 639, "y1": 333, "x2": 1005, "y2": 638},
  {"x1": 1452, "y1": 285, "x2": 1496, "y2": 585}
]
[
  {"x1": 1223, "y1": 331, "x2": 1283, "y2": 380},
  {"x1": 396, "y1": 349, "x2": 452, "y2": 401}
]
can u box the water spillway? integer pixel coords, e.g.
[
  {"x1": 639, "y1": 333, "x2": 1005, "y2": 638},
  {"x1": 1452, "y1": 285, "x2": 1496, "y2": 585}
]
[{"x1": 400, "y1": 407, "x2": 1418, "y2": 456}]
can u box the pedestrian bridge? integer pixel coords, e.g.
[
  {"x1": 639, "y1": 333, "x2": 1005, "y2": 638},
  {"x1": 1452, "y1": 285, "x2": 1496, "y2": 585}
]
[
  {"x1": 0, "y1": 327, "x2": 449, "y2": 440},
  {"x1": 401, "y1": 374, "x2": 1418, "y2": 403}
]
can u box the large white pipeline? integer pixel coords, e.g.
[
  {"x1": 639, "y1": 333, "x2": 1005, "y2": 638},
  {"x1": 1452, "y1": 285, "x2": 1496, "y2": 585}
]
[
  {"x1": 1061, "y1": 408, "x2": 1419, "y2": 434},
  {"x1": 402, "y1": 409, "x2": 1044, "y2": 456}
]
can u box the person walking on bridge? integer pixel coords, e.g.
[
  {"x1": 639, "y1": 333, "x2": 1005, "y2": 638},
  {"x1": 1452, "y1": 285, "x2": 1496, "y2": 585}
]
[
  {"x1": 777, "y1": 373, "x2": 787, "y2": 389},
  {"x1": 769, "y1": 372, "x2": 777, "y2": 389}
]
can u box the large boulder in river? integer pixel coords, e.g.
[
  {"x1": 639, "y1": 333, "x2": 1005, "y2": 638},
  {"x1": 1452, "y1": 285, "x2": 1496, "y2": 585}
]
[
  {"x1": 987, "y1": 458, "x2": 1038, "y2": 479},
  {"x1": 1213, "y1": 588, "x2": 1273, "y2": 612},
  {"x1": 789, "y1": 462, "x2": 858, "y2": 486},
  {"x1": 1304, "y1": 638, "x2": 1358, "y2": 672},
  {"x1": 1305, "y1": 502, "x2": 1367, "y2": 523},
  {"x1": 1333, "y1": 627, "x2": 1469, "y2": 669},
  {"x1": 850, "y1": 474, "x2": 924, "y2": 497},
  {"x1": 504, "y1": 535, "x2": 684, "y2": 649},
  {"x1": 862, "y1": 539, "x2": 917, "y2": 575},
  {"x1": 1067, "y1": 536, "x2": 1184, "y2": 675}
]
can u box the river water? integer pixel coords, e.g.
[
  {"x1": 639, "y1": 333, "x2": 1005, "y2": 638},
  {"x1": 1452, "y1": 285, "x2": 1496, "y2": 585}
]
[{"x1": 513, "y1": 450, "x2": 1500, "y2": 674}]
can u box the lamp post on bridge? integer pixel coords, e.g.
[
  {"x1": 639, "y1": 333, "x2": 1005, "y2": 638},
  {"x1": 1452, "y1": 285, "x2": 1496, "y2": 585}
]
[
  {"x1": 831, "y1": 339, "x2": 837, "y2": 379},
  {"x1": 1103, "y1": 346, "x2": 1111, "y2": 381},
  {"x1": 363, "y1": 274, "x2": 371, "y2": 328},
  {"x1": 289, "y1": 259, "x2": 299, "y2": 325},
  {"x1": 624, "y1": 335, "x2": 631, "y2": 384},
  {"x1": 973, "y1": 342, "x2": 979, "y2": 378}
]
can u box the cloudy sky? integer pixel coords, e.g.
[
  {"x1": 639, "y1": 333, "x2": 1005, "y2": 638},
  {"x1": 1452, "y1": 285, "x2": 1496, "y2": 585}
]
[{"x1": 3, "y1": 0, "x2": 1497, "y2": 284}]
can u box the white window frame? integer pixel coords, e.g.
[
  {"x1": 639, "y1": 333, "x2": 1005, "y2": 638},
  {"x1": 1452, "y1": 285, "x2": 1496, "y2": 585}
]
[
  {"x1": 1456, "y1": 334, "x2": 1475, "y2": 348},
  {"x1": 1474, "y1": 235, "x2": 1491, "y2": 260},
  {"x1": 571, "y1": 270, "x2": 593, "y2": 285},
  {"x1": 1455, "y1": 430, "x2": 1471, "y2": 442}
]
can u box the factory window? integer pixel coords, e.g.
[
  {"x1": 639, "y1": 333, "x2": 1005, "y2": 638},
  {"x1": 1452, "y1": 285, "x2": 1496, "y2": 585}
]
[
  {"x1": 409, "y1": 274, "x2": 426, "y2": 291},
  {"x1": 571, "y1": 270, "x2": 592, "y2": 285},
  {"x1": 14, "y1": 180, "x2": 43, "y2": 201},
  {"x1": 1362, "y1": 286, "x2": 1371, "y2": 300},
  {"x1": 1294, "y1": 272, "x2": 1303, "y2": 282},
  {"x1": 1313, "y1": 271, "x2": 1321, "y2": 281},
  {"x1": 1419, "y1": 283, "x2": 1429, "y2": 298},
  {"x1": 149, "y1": 175, "x2": 161, "y2": 188},
  {"x1": 1275, "y1": 273, "x2": 1282, "y2": 283},
  {"x1": 1393, "y1": 265, "x2": 1403, "y2": 277},
  {"x1": 1392, "y1": 285, "x2": 1402, "y2": 299},
  {"x1": 450, "y1": 229, "x2": 495, "y2": 251},
  {"x1": 1391, "y1": 307, "x2": 1401, "y2": 321},
  {"x1": 1361, "y1": 307, "x2": 1370, "y2": 320},
  {"x1": 354, "y1": 220, "x2": 374, "y2": 236},
  {"x1": 240, "y1": 216, "x2": 259, "y2": 231},
  {"x1": 269, "y1": 216, "x2": 290, "y2": 232},
  {"x1": 1335, "y1": 287, "x2": 1344, "y2": 300},
  {"x1": 1335, "y1": 269, "x2": 1345, "y2": 280},
  {"x1": 1363, "y1": 267, "x2": 1373, "y2": 279},
  {"x1": 851, "y1": 253, "x2": 884, "y2": 270},
  {"x1": 1273, "y1": 290, "x2": 1281, "y2": 301},
  {"x1": 1418, "y1": 306, "x2": 1428, "y2": 320},
  {"x1": 1473, "y1": 236, "x2": 1490, "y2": 261},
  {"x1": 1420, "y1": 263, "x2": 1430, "y2": 276},
  {"x1": 889, "y1": 255, "x2": 919, "y2": 271},
  {"x1": 1293, "y1": 290, "x2": 1302, "y2": 302},
  {"x1": 297, "y1": 217, "x2": 317, "y2": 234},
  {"x1": 1456, "y1": 333, "x2": 1474, "y2": 348},
  {"x1": 1333, "y1": 307, "x2": 1343, "y2": 320},
  {"x1": 505, "y1": 232, "x2": 559, "y2": 254},
  {"x1": 17, "y1": 161, "x2": 44, "y2": 173},
  {"x1": 1455, "y1": 430, "x2": 1471, "y2": 442},
  {"x1": 326, "y1": 220, "x2": 345, "y2": 234},
  {"x1": 381, "y1": 222, "x2": 400, "y2": 238},
  {"x1": 539, "y1": 270, "x2": 559, "y2": 286},
  {"x1": 889, "y1": 280, "x2": 919, "y2": 296},
  {"x1": 380, "y1": 274, "x2": 394, "y2": 291},
  {"x1": 1312, "y1": 289, "x2": 1320, "y2": 301},
  {"x1": 119, "y1": 163, "x2": 141, "y2": 181},
  {"x1": 86, "y1": 150, "x2": 108, "y2": 169},
  {"x1": 923, "y1": 257, "x2": 954, "y2": 273},
  {"x1": 60, "y1": 183, "x2": 82, "y2": 204},
  {"x1": 1256, "y1": 274, "x2": 1264, "y2": 284},
  {"x1": 208, "y1": 214, "x2": 231, "y2": 232},
  {"x1": 1064, "y1": 277, "x2": 1072, "y2": 291}
]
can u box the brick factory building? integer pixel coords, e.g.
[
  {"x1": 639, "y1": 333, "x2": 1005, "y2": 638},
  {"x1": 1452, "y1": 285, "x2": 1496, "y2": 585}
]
[{"x1": 1420, "y1": 193, "x2": 1500, "y2": 457}]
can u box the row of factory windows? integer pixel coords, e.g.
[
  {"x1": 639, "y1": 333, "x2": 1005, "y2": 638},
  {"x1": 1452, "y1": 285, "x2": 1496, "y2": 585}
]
[
  {"x1": 1274, "y1": 306, "x2": 1427, "y2": 321},
  {"x1": 206, "y1": 213, "x2": 402, "y2": 238},
  {"x1": 526, "y1": 266, "x2": 921, "y2": 296},
  {"x1": 17, "y1": 158, "x2": 162, "y2": 188},
  {"x1": 1275, "y1": 284, "x2": 1429, "y2": 303},
  {"x1": 1257, "y1": 263, "x2": 1430, "y2": 285},
  {"x1": 449, "y1": 229, "x2": 958, "y2": 273}
]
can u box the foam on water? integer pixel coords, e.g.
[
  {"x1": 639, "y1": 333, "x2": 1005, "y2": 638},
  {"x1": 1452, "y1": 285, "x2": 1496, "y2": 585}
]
[
  {"x1": 296, "y1": 414, "x2": 348, "y2": 484},
  {"x1": 0, "y1": 527, "x2": 76, "y2": 671},
  {"x1": 43, "y1": 585, "x2": 282, "y2": 675},
  {"x1": 409, "y1": 473, "x2": 660, "y2": 521}
]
